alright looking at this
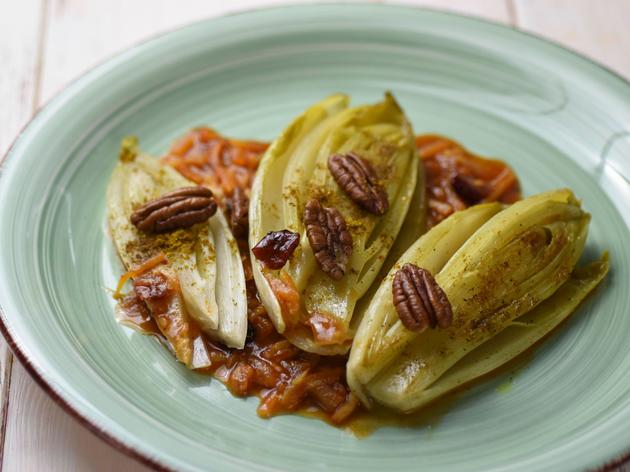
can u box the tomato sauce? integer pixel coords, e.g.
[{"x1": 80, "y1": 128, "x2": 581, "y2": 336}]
[
  {"x1": 417, "y1": 135, "x2": 521, "y2": 227},
  {"x1": 161, "y1": 127, "x2": 267, "y2": 199},
  {"x1": 202, "y1": 249, "x2": 358, "y2": 423}
]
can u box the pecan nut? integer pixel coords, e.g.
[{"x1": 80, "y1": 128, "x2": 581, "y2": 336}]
[
  {"x1": 392, "y1": 263, "x2": 453, "y2": 332},
  {"x1": 328, "y1": 152, "x2": 389, "y2": 215},
  {"x1": 304, "y1": 199, "x2": 353, "y2": 280},
  {"x1": 228, "y1": 187, "x2": 249, "y2": 238},
  {"x1": 130, "y1": 186, "x2": 217, "y2": 234}
]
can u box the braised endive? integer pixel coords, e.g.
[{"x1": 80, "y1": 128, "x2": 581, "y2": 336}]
[
  {"x1": 107, "y1": 138, "x2": 247, "y2": 369},
  {"x1": 249, "y1": 93, "x2": 420, "y2": 355},
  {"x1": 348, "y1": 189, "x2": 608, "y2": 412}
]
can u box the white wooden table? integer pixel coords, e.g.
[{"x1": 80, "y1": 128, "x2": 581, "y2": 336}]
[{"x1": 1, "y1": 1, "x2": 629, "y2": 470}]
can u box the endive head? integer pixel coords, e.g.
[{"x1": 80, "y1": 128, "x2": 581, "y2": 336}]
[
  {"x1": 249, "y1": 93, "x2": 420, "y2": 354},
  {"x1": 348, "y1": 189, "x2": 593, "y2": 411},
  {"x1": 107, "y1": 139, "x2": 247, "y2": 352}
]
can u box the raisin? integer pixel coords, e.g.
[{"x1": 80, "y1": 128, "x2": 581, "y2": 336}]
[
  {"x1": 245, "y1": 323, "x2": 255, "y2": 344},
  {"x1": 252, "y1": 230, "x2": 300, "y2": 269},
  {"x1": 452, "y1": 174, "x2": 486, "y2": 205}
]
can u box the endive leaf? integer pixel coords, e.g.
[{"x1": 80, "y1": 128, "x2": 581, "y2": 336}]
[
  {"x1": 209, "y1": 213, "x2": 248, "y2": 348},
  {"x1": 349, "y1": 156, "x2": 427, "y2": 335},
  {"x1": 107, "y1": 143, "x2": 247, "y2": 366},
  {"x1": 370, "y1": 253, "x2": 609, "y2": 412},
  {"x1": 347, "y1": 202, "x2": 504, "y2": 402},
  {"x1": 250, "y1": 93, "x2": 418, "y2": 354},
  {"x1": 348, "y1": 189, "x2": 595, "y2": 410}
]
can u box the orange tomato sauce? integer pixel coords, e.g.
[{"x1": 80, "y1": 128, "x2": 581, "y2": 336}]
[
  {"x1": 417, "y1": 135, "x2": 521, "y2": 227},
  {"x1": 161, "y1": 127, "x2": 267, "y2": 199}
]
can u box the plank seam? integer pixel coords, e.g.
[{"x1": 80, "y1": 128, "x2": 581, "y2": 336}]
[
  {"x1": 33, "y1": 0, "x2": 50, "y2": 113},
  {"x1": 506, "y1": 0, "x2": 519, "y2": 27},
  {"x1": 0, "y1": 352, "x2": 13, "y2": 472}
]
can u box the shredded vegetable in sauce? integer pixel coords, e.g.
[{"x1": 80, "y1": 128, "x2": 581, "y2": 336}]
[
  {"x1": 417, "y1": 135, "x2": 521, "y2": 227},
  {"x1": 162, "y1": 127, "x2": 268, "y2": 199},
  {"x1": 113, "y1": 252, "x2": 168, "y2": 299},
  {"x1": 117, "y1": 129, "x2": 522, "y2": 426}
]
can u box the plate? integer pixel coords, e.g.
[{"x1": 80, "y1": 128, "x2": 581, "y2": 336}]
[{"x1": 1, "y1": 5, "x2": 630, "y2": 471}]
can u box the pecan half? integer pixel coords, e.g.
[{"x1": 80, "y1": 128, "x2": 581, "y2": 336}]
[
  {"x1": 304, "y1": 199, "x2": 353, "y2": 280},
  {"x1": 228, "y1": 187, "x2": 249, "y2": 237},
  {"x1": 392, "y1": 263, "x2": 453, "y2": 332},
  {"x1": 130, "y1": 186, "x2": 217, "y2": 234},
  {"x1": 328, "y1": 152, "x2": 389, "y2": 215}
]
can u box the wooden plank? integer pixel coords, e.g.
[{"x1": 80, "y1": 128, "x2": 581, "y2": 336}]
[
  {"x1": 3, "y1": 362, "x2": 148, "y2": 472},
  {"x1": 0, "y1": 0, "x2": 44, "y2": 156},
  {"x1": 514, "y1": 0, "x2": 630, "y2": 79},
  {"x1": 39, "y1": 0, "x2": 349, "y2": 102},
  {"x1": 40, "y1": 0, "x2": 226, "y2": 102},
  {"x1": 0, "y1": 0, "x2": 45, "y2": 466},
  {"x1": 39, "y1": 0, "x2": 509, "y2": 101},
  {"x1": 383, "y1": 0, "x2": 511, "y2": 23}
]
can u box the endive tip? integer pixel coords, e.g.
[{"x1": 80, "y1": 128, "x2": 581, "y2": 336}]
[
  {"x1": 573, "y1": 251, "x2": 610, "y2": 280},
  {"x1": 384, "y1": 91, "x2": 402, "y2": 111},
  {"x1": 346, "y1": 366, "x2": 374, "y2": 409},
  {"x1": 323, "y1": 92, "x2": 348, "y2": 100},
  {"x1": 563, "y1": 188, "x2": 582, "y2": 207},
  {"x1": 119, "y1": 135, "x2": 139, "y2": 163},
  {"x1": 540, "y1": 187, "x2": 581, "y2": 206},
  {"x1": 320, "y1": 93, "x2": 350, "y2": 111},
  {"x1": 594, "y1": 250, "x2": 610, "y2": 269}
]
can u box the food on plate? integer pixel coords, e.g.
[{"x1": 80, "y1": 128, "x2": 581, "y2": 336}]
[
  {"x1": 249, "y1": 93, "x2": 420, "y2": 355},
  {"x1": 107, "y1": 137, "x2": 247, "y2": 368},
  {"x1": 347, "y1": 189, "x2": 608, "y2": 412},
  {"x1": 417, "y1": 134, "x2": 521, "y2": 227},
  {"x1": 162, "y1": 127, "x2": 268, "y2": 201},
  {"x1": 113, "y1": 130, "x2": 361, "y2": 423},
  {"x1": 106, "y1": 93, "x2": 608, "y2": 428}
]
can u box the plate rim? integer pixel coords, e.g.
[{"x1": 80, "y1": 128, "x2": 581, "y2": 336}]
[{"x1": 0, "y1": 3, "x2": 628, "y2": 471}]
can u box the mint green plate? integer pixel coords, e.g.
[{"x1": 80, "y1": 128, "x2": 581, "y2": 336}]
[{"x1": 1, "y1": 5, "x2": 629, "y2": 471}]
